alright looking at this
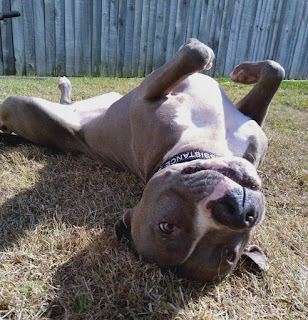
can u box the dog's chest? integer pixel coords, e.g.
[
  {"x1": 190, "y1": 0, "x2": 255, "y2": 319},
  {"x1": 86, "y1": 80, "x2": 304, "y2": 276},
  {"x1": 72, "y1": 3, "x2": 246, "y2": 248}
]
[{"x1": 163, "y1": 94, "x2": 260, "y2": 161}]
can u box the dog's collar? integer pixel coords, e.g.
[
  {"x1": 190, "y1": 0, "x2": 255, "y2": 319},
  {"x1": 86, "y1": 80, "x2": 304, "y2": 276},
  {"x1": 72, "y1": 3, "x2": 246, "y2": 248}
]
[{"x1": 154, "y1": 150, "x2": 219, "y2": 174}]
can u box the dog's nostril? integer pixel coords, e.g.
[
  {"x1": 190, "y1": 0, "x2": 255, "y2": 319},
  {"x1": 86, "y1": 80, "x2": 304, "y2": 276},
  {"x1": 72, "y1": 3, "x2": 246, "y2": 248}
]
[{"x1": 245, "y1": 210, "x2": 255, "y2": 225}]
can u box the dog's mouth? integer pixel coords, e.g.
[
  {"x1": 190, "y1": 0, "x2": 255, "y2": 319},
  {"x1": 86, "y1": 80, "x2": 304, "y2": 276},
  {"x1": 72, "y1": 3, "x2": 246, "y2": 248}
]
[{"x1": 181, "y1": 159, "x2": 261, "y2": 191}]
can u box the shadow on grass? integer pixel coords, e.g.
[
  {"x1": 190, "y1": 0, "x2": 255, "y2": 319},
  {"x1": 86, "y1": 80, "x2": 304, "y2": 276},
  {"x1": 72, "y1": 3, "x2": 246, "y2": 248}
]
[
  {"x1": 1, "y1": 135, "x2": 263, "y2": 319},
  {"x1": 0, "y1": 135, "x2": 217, "y2": 319}
]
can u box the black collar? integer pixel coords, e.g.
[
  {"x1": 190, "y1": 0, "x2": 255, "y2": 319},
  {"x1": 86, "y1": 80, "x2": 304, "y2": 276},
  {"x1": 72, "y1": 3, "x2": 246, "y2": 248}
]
[{"x1": 155, "y1": 150, "x2": 219, "y2": 174}]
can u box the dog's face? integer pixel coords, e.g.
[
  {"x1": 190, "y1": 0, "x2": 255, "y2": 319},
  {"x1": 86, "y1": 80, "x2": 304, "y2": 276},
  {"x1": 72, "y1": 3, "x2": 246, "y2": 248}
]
[{"x1": 116, "y1": 157, "x2": 268, "y2": 283}]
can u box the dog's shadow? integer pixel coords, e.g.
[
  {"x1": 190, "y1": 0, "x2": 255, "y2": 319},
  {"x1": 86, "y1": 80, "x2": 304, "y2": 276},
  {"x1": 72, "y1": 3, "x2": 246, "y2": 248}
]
[{"x1": 0, "y1": 134, "x2": 257, "y2": 319}]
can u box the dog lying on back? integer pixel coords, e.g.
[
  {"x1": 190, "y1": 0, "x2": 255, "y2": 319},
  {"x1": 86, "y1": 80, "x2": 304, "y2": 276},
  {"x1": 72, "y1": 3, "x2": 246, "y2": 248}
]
[{"x1": 0, "y1": 39, "x2": 284, "y2": 282}]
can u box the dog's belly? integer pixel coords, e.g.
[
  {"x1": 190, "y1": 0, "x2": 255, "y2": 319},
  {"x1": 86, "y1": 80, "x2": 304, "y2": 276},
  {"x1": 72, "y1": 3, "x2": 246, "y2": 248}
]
[
  {"x1": 163, "y1": 74, "x2": 259, "y2": 160},
  {"x1": 75, "y1": 92, "x2": 123, "y2": 126}
]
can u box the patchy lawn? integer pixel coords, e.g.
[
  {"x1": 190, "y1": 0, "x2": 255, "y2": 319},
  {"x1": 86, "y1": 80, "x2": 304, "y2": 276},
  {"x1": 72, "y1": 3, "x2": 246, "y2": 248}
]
[{"x1": 0, "y1": 77, "x2": 307, "y2": 319}]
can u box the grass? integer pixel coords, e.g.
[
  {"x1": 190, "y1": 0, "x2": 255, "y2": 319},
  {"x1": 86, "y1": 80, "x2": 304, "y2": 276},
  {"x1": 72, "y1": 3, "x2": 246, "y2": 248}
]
[{"x1": 0, "y1": 76, "x2": 307, "y2": 319}]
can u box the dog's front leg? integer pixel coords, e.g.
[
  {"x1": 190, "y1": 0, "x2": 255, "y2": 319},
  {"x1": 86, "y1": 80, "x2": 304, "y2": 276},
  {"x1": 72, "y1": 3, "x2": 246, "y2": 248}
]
[
  {"x1": 230, "y1": 60, "x2": 285, "y2": 126},
  {"x1": 140, "y1": 38, "x2": 215, "y2": 101},
  {"x1": 58, "y1": 76, "x2": 72, "y2": 105}
]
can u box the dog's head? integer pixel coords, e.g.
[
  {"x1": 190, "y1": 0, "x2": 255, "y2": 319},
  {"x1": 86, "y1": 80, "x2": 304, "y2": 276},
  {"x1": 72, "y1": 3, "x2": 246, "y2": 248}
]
[{"x1": 115, "y1": 157, "x2": 268, "y2": 283}]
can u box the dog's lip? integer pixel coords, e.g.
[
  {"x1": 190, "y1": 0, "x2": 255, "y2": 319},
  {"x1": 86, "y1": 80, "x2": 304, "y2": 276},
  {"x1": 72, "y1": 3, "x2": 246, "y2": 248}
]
[{"x1": 181, "y1": 164, "x2": 260, "y2": 190}]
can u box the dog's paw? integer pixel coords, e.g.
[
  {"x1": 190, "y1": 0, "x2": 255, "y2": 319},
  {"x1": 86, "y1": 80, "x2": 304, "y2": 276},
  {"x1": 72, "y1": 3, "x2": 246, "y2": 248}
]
[
  {"x1": 180, "y1": 39, "x2": 215, "y2": 71},
  {"x1": 58, "y1": 76, "x2": 72, "y2": 88},
  {"x1": 230, "y1": 62, "x2": 259, "y2": 84}
]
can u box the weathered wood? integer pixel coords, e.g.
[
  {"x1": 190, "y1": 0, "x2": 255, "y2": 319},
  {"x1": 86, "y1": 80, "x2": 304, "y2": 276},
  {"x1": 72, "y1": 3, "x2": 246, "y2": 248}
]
[
  {"x1": 55, "y1": 0, "x2": 65, "y2": 75},
  {"x1": 165, "y1": 0, "x2": 177, "y2": 61},
  {"x1": 137, "y1": 0, "x2": 150, "y2": 77},
  {"x1": 0, "y1": 20, "x2": 3, "y2": 75},
  {"x1": 173, "y1": 0, "x2": 189, "y2": 54},
  {"x1": 100, "y1": 0, "x2": 110, "y2": 76},
  {"x1": 224, "y1": 0, "x2": 243, "y2": 75},
  {"x1": 22, "y1": 0, "x2": 36, "y2": 75},
  {"x1": 0, "y1": 0, "x2": 15, "y2": 74},
  {"x1": 32, "y1": 0, "x2": 46, "y2": 76},
  {"x1": 116, "y1": 0, "x2": 126, "y2": 77},
  {"x1": 1, "y1": 0, "x2": 307, "y2": 78},
  {"x1": 290, "y1": 1, "x2": 308, "y2": 78},
  {"x1": 186, "y1": 0, "x2": 197, "y2": 40},
  {"x1": 131, "y1": 0, "x2": 142, "y2": 77},
  {"x1": 64, "y1": 0, "x2": 74, "y2": 76},
  {"x1": 11, "y1": 0, "x2": 25, "y2": 75},
  {"x1": 81, "y1": 0, "x2": 92, "y2": 76},
  {"x1": 92, "y1": 0, "x2": 102, "y2": 76},
  {"x1": 145, "y1": 0, "x2": 157, "y2": 75},
  {"x1": 123, "y1": 0, "x2": 134, "y2": 77},
  {"x1": 215, "y1": 0, "x2": 236, "y2": 77},
  {"x1": 45, "y1": 0, "x2": 56, "y2": 75},
  {"x1": 74, "y1": 0, "x2": 92, "y2": 76},
  {"x1": 108, "y1": 0, "x2": 119, "y2": 76},
  {"x1": 152, "y1": 0, "x2": 165, "y2": 70}
]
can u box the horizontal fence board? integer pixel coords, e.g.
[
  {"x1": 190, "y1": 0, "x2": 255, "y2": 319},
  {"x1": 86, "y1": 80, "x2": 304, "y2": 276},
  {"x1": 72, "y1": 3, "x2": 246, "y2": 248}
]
[{"x1": 0, "y1": 0, "x2": 306, "y2": 78}]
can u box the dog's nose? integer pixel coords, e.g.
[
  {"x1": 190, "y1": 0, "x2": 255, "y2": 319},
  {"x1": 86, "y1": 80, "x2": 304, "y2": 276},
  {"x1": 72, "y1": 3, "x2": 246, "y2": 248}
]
[{"x1": 213, "y1": 188, "x2": 260, "y2": 229}]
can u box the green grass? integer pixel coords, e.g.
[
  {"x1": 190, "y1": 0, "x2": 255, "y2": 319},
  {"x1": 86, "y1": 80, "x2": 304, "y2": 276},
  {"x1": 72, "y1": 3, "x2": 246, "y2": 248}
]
[{"x1": 0, "y1": 77, "x2": 307, "y2": 319}]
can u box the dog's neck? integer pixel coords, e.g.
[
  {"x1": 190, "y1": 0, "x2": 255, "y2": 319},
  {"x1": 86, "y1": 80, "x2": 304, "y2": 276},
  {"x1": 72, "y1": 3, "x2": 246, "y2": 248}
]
[{"x1": 154, "y1": 150, "x2": 219, "y2": 174}]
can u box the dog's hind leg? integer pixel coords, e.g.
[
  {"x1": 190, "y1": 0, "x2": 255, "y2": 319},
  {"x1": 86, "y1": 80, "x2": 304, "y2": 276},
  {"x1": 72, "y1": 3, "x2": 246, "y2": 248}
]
[
  {"x1": 230, "y1": 60, "x2": 285, "y2": 126},
  {"x1": 140, "y1": 38, "x2": 215, "y2": 101},
  {"x1": 58, "y1": 76, "x2": 72, "y2": 105}
]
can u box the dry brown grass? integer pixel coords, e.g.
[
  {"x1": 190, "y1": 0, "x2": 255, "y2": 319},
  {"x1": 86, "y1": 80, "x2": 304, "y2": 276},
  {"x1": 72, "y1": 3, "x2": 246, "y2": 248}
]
[{"x1": 0, "y1": 78, "x2": 307, "y2": 319}]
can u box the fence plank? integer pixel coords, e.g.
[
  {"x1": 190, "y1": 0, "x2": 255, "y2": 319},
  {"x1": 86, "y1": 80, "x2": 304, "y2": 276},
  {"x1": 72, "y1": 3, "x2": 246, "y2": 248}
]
[
  {"x1": 211, "y1": 0, "x2": 225, "y2": 76},
  {"x1": 145, "y1": 0, "x2": 157, "y2": 74},
  {"x1": 224, "y1": 0, "x2": 243, "y2": 75},
  {"x1": 55, "y1": 0, "x2": 65, "y2": 75},
  {"x1": 214, "y1": 0, "x2": 235, "y2": 77},
  {"x1": 45, "y1": 0, "x2": 56, "y2": 75},
  {"x1": 11, "y1": 0, "x2": 24, "y2": 75},
  {"x1": 137, "y1": 0, "x2": 150, "y2": 76},
  {"x1": 81, "y1": 0, "x2": 92, "y2": 76},
  {"x1": 186, "y1": 0, "x2": 197, "y2": 39},
  {"x1": 100, "y1": 0, "x2": 110, "y2": 76},
  {"x1": 22, "y1": 0, "x2": 35, "y2": 75},
  {"x1": 64, "y1": 0, "x2": 74, "y2": 76},
  {"x1": 0, "y1": 16, "x2": 3, "y2": 74},
  {"x1": 92, "y1": 0, "x2": 102, "y2": 76},
  {"x1": 165, "y1": 0, "x2": 177, "y2": 61},
  {"x1": 152, "y1": 0, "x2": 165, "y2": 70},
  {"x1": 32, "y1": 0, "x2": 46, "y2": 76},
  {"x1": 116, "y1": 0, "x2": 126, "y2": 77},
  {"x1": 108, "y1": 0, "x2": 119, "y2": 76},
  {"x1": 0, "y1": 0, "x2": 15, "y2": 74},
  {"x1": 123, "y1": 0, "x2": 134, "y2": 77},
  {"x1": 74, "y1": 0, "x2": 82, "y2": 76},
  {"x1": 174, "y1": 0, "x2": 189, "y2": 53},
  {"x1": 235, "y1": 0, "x2": 258, "y2": 65},
  {"x1": 131, "y1": 0, "x2": 142, "y2": 77},
  {"x1": 290, "y1": 1, "x2": 308, "y2": 79}
]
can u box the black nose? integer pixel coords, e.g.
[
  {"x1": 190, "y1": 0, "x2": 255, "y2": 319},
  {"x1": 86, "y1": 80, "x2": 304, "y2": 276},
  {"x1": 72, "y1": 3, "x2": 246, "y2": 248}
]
[{"x1": 213, "y1": 189, "x2": 260, "y2": 229}]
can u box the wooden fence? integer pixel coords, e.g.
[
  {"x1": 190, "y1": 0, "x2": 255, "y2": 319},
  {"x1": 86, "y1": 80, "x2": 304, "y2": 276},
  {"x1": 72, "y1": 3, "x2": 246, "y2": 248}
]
[{"x1": 0, "y1": 0, "x2": 307, "y2": 78}]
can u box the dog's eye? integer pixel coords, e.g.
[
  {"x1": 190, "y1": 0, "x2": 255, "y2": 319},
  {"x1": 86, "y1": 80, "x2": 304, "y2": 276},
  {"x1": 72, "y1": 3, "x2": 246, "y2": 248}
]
[
  {"x1": 223, "y1": 248, "x2": 236, "y2": 263},
  {"x1": 159, "y1": 222, "x2": 176, "y2": 234}
]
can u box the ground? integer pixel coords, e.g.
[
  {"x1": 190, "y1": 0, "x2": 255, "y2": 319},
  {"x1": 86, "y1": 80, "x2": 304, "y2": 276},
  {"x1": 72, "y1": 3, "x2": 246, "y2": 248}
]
[{"x1": 0, "y1": 77, "x2": 307, "y2": 319}]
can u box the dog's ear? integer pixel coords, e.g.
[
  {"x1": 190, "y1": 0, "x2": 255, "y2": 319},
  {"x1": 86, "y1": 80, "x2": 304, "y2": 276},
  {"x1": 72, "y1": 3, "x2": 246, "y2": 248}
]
[
  {"x1": 114, "y1": 208, "x2": 133, "y2": 241},
  {"x1": 241, "y1": 245, "x2": 269, "y2": 271}
]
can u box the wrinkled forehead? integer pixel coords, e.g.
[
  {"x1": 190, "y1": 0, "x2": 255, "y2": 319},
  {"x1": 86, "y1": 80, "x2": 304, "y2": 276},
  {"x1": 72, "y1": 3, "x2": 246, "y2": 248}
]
[{"x1": 176, "y1": 229, "x2": 252, "y2": 282}]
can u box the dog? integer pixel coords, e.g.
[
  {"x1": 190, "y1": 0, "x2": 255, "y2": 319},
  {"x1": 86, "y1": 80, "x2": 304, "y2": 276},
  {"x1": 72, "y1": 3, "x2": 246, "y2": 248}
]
[{"x1": 0, "y1": 39, "x2": 284, "y2": 283}]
